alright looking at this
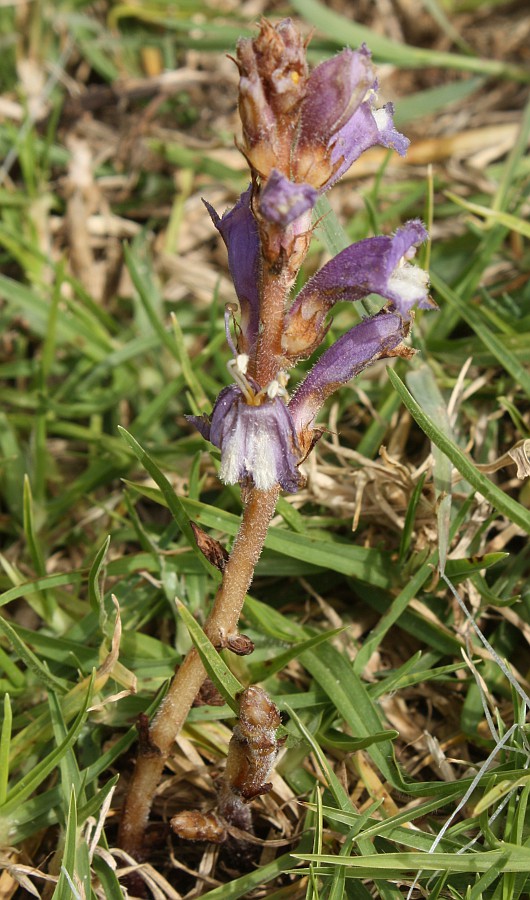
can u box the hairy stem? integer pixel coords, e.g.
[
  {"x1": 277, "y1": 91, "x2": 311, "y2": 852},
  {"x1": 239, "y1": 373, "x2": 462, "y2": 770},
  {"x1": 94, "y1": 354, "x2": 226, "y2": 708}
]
[
  {"x1": 118, "y1": 484, "x2": 280, "y2": 859},
  {"x1": 253, "y1": 269, "x2": 291, "y2": 386}
]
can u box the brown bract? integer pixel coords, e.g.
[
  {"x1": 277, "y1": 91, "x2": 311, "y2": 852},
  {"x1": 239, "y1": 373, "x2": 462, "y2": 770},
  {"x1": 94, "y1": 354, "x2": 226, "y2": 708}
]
[
  {"x1": 190, "y1": 521, "x2": 229, "y2": 572},
  {"x1": 221, "y1": 686, "x2": 282, "y2": 803},
  {"x1": 170, "y1": 810, "x2": 226, "y2": 844}
]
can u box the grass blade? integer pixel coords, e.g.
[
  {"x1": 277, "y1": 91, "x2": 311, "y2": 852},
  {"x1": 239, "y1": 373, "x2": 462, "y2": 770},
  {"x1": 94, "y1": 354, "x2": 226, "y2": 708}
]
[{"x1": 388, "y1": 367, "x2": 530, "y2": 535}]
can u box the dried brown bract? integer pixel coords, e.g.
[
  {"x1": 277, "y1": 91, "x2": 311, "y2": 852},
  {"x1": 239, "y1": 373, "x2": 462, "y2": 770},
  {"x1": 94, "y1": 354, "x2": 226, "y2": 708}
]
[
  {"x1": 169, "y1": 687, "x2": 282, "y2": 845},
  {"x1": 220, "y1": 686, "x2": 282, "y2": 805},
  {"x1": 190, "y1": 521, "x2": 229, "y2": 571},
  {"x1": 225, "y1": 633, "x2": 255, "y2": 656},
  {"x1": 193, "y1": 678, "x2": 226, "y2": 707},
  {"x1": 170, "y1": 810, "x2": 226, "y2": 844}
]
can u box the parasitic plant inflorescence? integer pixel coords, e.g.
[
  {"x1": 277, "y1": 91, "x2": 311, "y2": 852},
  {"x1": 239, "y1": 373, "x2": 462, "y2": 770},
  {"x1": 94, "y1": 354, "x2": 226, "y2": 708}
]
[{"x1": 119, "y1": 17, "x2": 433, "y2": 863}]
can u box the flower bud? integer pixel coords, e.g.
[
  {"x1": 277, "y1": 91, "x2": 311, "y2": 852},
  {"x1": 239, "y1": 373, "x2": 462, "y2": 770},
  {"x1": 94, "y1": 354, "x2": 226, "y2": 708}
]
[
  {"x1": 294, "y1": 47, "x2": 375, "y2": 189},
  {"x1": 236, "y1": 18, "x2": 308, "y2": 177}
]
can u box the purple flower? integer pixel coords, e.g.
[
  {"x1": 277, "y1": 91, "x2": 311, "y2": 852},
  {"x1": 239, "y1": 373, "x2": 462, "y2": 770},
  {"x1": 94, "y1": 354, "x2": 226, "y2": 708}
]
[
  {"x1": 293, "y1": 47, "x2": 408, "y2": 191},
  {"x1": 189, "y1": 383, "x2": 301, "y2": 493},
  {"x1": 282, "y1": 221, "x2": 430, "y2": 361},
  {"x1": 203, "y1": 188, "x2": 261, "y2": 353},
  {"x1": 299, "y1": 47, "x2": 374, "y2": 145},
  {"x1": 289, "y1": 310, "x2": 409, "y2": 435},
  {"x1": 294, "y1": 47, "x2": 373, "y2": 188},
  {"x1": 259, "y1": 169, "x2": 318, "y2": 227}
]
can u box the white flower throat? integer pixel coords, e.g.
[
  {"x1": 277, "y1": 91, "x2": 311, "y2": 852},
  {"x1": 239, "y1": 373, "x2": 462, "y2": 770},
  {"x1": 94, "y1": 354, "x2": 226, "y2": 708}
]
[{"x1": 227, "y1": 354, "x2": 289, "y2": 405}]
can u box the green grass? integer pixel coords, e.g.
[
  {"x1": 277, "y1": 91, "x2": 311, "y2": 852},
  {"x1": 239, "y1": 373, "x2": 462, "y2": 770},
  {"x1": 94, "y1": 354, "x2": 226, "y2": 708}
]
[{"x1": 1, "y1": 0, "x2": 530, "y2": 897}]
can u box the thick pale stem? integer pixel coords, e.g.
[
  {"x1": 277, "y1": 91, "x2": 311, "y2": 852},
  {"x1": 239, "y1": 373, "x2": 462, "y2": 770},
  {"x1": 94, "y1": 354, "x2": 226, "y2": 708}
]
[
  {"x1": 253, "y1": 270, "x2": 291, "y2": 386},
  {"x1": 118, "y1": 484, "x2": 280, "y2": 860}
]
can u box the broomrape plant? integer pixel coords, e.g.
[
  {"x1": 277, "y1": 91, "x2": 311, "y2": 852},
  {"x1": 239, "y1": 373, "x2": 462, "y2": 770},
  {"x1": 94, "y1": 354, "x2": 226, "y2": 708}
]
[{"x1": 119, "y1": 16, "x2": 433, "y2": 859}]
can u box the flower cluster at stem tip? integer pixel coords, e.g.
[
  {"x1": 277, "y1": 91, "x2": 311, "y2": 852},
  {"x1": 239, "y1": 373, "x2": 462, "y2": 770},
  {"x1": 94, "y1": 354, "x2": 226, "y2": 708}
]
[{"x1": 188, "y1": 18, "x2": 434, "y2": 493}]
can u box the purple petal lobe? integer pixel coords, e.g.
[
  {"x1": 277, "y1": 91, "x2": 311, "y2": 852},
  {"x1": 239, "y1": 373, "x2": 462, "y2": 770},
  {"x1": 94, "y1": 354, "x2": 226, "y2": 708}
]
[
  {"x1": 289, "y1": 311, "x2": 407, "y2": 431},
  {"x1": 259, "y1": 169, "x2": 318, "y2": 227},
  {"x1": 191, "y1": 385, "x2": 302, "y2": 493},
  {"x1": 187, "y1": 413, "x2": 211, "y2": 442},
  {"x1": 325, "y1": 101, "x2": 410, "y2": 190},
  {"x1": 186, "y1": 385, "x2": 237, "y2": 443},
  {"x1": 203, "y1": 187, "x2": 260, "y2": 351}
]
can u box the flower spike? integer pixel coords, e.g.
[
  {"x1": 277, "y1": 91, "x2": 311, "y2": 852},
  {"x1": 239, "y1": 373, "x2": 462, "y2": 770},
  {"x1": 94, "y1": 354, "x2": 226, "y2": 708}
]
[{"x1": 193, "y1": 24, "x2": 432, "y2": 493}]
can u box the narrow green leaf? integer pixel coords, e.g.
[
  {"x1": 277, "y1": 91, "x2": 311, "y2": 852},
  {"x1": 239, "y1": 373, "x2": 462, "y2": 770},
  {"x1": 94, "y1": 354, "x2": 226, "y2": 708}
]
[
  {"x1": 92, "y1": 853, "x2": 124, "y2": 900},
  {"x1": 48, "y1": 691, "x2": 84, "y2": 807},
  {"x1": 0, "y1": 694, "x2": 12, "y2": 805},
  {"x1": 445, "y1": 553, "x2": 508, "y2": 580},
  {"x1": 78, "y1": 775, "x2": 119, "y2": 824},
  {"x1": 398, "y1": 472, "x2": 427, "y2": 564},
  {"x1": 125, "y1": 485, "x2": 395, "y2": 588},
  {"x1": 312, "y1": 793, "x2": 468, "y2": 846},
  {"x1": 300, "y1": 643, "x2": 400, "y2": 787},
  {"x1": 431, "y1": 271, "x2": 530, "y2": 400},
  {"x1": 317, "y1": 729, "x2": 399, "y2": 753},
  {"x1": 177, "y1": 601, "x2": 242, "y2": 711},
  {"x1": 23, "y1": 476, "x2": 58, "y2": 625},
  {"x1": 0, "y1": 274, "x2": 110, "y2": 361},
  {"x1": 170, "y1": 312, "x2": 209, "y2": 410},
  {"x1": 445, "y1": 191, "x2": 530, "y2": 239},
  {"x1": 371, "y1": 660, "x2": 472, "y2": 700},
  {"x1": 118, "y1": 427, "x2": 218, "y2": 579},
  {"x1": 328, "y1": 829, "x2": 370, "y2": 900},
  {"x1": 286, "y1": 705, "x2": 352, "y2": 812},
  {"x1": 492, "y1": 92, "x2": 530, "y2": 214},
  {"x1": 52, "y1": 788, "x2": 78, "y2": 900},
  {"x1": 407, "y1": 365, "x2": 453, "y2": 573},
  {"x1": 468, "y1": 856, "x2": 511, "y2": 900},
  {"x1": 87, "y1": 536, "x2": 110, "y2": 615},
  {"x1": 0, "y1": 615, "x2": 68, "y2": 694},
  {"x1": 196, "y1": 852, "x2": 297, "y2": 900},
  {"x1": 292, "y1": 847, "x2": 529, "y2": 874},
  {"x1": 124, "y1": 243, "x2": 180, "y2": 361},
  {"x1": 0, "y1": 571, "x2": 84, "y2": 609},
  {"x1": 248, "y1": 626, "x2": 351, "y2": 683},
  {"x1": 0, "y1": 679, "x2": 92, "y2": 817},
  {"x1": 353, "y1": 557, "x2": 437, "y2": 675},
  {"x1": 275, "y1": 494, "x2": 309, "y2": 534},
  {"x1": 0, "y1": 412, "x2": 25, "y2": 520}
]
